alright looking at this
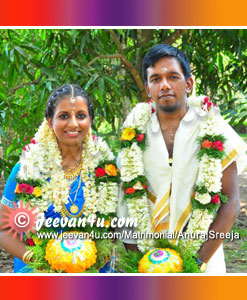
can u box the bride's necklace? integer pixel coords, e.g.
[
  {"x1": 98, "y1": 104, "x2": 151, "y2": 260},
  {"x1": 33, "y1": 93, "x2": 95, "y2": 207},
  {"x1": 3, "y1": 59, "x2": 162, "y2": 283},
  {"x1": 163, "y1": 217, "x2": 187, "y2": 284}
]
[{"x1": 64, "y1": 159, "x2": 83, "y2": 181}]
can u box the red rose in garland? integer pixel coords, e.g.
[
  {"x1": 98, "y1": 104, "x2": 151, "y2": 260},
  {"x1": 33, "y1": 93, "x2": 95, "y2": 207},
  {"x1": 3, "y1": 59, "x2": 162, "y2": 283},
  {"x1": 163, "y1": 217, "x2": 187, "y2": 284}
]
[
  {"x1": 26, "y1": 238, "x2": 35, "y2": 246},
  {"x1": 95, "y1": 168, "x2": 106, "y2": 177},
  {"x1": 136, "y1": 134, "x2": 145, "y2": 142},
  {"x1": 18, "y1": 183, "x2": 34, "y2": 194},
  {"x1": 212, "y1": 140, "x2": 224, "y2": 151},
  {"x1": 211, "y1": 194, "x2": 220, "y2": 204},
  {"x1": 125, "y1": 187, "x2": 136, "y2": 194}
]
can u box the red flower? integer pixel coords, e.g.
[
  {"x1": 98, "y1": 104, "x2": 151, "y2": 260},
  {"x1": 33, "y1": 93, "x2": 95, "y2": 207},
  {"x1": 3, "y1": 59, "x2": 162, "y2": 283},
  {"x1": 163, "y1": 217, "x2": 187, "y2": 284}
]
[
  {"x1": 18, "y1": 183, "x2": 34, "y2": 194},
  {"x1": 151, "y1": 107, "x2": 155, "y2": 114},
  {"x1": 23, "y1": 144, "x2": 31, "y2": 151},
  {"x1": 95, "y1": 168, "x2": 106, "y2": 177},
  {"x1": 136, "y1": 134, "x2": 145, "y2": 142},
  {"x1": 149, "y1": 98, "x2": 153, "y2": 103},
  {"x1": 125, "y1": 187, "x2": 136, "y2": 194},
  {"x1": 212, "y1": 140, "x2": 224, "y2": 151},
  {"x1": 211, "y1": 194, "x2": 220, "y2": 204},
  {"x1": 203, "y1": 97, "x2": 216, "y2": 110},
  {"x1": 26, "y1": 238, "x2": 35, "y2": 246},
  {"x1": 143, "y1": 185, "x2": 147, "y2": 189},
  {"x1": 207, "y1": 102, "x2": 212, "y2": 109},
  {"x1": 30, "y1": 139, "x2": 36, "y2": 144},
  {"x1": 202, "y1": 139, "x2": 212, "y2": 149}
]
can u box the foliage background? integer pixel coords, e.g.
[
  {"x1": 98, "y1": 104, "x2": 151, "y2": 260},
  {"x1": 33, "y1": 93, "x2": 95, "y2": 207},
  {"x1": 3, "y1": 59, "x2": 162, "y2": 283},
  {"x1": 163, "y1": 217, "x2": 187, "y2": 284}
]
[{"x1": 0, "y1": 29, "x2": 247, "y2": 178}]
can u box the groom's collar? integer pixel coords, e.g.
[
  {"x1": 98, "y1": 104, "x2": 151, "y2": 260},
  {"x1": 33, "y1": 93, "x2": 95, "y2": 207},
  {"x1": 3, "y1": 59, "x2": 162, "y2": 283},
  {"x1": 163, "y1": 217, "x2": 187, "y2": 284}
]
[{"x1": 150, "y1": 105, "x2": 196, "y2": 133}]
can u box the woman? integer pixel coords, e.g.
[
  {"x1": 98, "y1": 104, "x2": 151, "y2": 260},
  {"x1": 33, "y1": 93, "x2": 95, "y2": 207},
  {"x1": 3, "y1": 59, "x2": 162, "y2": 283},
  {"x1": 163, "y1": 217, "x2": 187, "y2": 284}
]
[{"x1": 0, "y1": 84, "x2": 119, "y2": 273}]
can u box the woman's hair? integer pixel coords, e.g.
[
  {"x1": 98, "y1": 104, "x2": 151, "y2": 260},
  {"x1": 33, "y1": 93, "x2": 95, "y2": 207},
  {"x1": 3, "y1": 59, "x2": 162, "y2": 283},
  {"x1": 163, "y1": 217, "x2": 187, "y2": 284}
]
[{"x1": 45, "y1": 84, "x2": 94, "y2": 121}]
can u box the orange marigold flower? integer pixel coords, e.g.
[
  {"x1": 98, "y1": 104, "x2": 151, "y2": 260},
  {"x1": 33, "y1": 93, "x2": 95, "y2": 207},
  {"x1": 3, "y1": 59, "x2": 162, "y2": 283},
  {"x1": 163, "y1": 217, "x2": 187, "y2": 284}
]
[
  {"x1": 105, "y1": 164, "x2": 117, "y2": 176},
  {"x1": 121, "y1": 128, "x2": 136, "y2": 141},
  {"x1": 104, "y1": 220, "x2": 111, "y2": 228}
]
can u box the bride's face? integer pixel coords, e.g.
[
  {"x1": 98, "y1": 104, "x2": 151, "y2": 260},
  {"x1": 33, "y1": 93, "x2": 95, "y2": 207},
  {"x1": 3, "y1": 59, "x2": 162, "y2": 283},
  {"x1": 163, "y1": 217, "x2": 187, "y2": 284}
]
[{"x1": 47, "y1": 96, "x2": 91, "y2": 148}]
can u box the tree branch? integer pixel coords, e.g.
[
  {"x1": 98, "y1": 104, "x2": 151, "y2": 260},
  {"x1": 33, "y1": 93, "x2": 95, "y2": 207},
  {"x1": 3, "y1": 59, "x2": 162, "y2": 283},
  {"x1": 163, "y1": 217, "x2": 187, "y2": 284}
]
[
  {"x1": 7, "y1": 76, "x2": 44, "y2": 95},
  {"x1": 109, "y1": 30, "x2": 125, "y2": 54},
  {"x1": 166, "y1": 29, "x2": 187, "y2": 45},
  {"x1": 109, "y1": 30, "x2": 148, "y2": 102}
]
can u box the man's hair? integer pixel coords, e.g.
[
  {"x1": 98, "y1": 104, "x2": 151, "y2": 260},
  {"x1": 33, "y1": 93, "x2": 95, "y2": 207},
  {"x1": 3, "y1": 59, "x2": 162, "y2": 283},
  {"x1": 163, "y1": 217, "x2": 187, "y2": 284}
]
[{"x1": 142, "y1": 44, "x2": 191, "y2": 82}]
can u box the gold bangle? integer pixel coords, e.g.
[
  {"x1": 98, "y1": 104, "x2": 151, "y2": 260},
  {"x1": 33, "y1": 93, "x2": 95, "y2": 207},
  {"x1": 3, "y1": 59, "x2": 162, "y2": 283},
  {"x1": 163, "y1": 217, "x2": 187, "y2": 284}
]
[{"x1": 23, "y1": 250, "x2": 34, "y2": 264}]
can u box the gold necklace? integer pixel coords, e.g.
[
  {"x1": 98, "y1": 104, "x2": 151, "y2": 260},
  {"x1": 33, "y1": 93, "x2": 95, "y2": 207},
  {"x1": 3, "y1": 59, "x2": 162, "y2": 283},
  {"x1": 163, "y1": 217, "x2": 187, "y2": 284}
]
[{"x1": 64, "y1": 159, "x2": 83, "y2": 181}]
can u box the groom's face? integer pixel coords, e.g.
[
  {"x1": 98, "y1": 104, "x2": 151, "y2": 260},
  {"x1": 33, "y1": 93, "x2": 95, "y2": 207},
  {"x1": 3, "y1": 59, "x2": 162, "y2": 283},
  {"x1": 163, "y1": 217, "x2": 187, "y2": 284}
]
[{"x1": 145, "y1": 56, "x2": 193, "y2": 113}]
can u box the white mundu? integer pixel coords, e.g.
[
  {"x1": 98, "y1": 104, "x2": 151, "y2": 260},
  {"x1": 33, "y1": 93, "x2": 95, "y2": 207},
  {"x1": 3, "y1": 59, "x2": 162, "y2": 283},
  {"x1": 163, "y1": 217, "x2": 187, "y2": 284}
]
[{"x1": 117, "y1": 104, "x2": 247, "y2": 273}]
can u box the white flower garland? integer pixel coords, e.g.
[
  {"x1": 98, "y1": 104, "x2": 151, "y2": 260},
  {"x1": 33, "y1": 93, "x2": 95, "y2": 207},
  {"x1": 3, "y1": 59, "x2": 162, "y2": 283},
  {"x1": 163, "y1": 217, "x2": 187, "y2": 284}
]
[
  {"x1": 18, "y1": 119, "x2": 119, "y2": 217},
  {"x1": 119, "y1": 103, "x2": 154, "y2": 252},
  {"x1": 119, "y1": 96, "x2": 227, "y2": 254}
]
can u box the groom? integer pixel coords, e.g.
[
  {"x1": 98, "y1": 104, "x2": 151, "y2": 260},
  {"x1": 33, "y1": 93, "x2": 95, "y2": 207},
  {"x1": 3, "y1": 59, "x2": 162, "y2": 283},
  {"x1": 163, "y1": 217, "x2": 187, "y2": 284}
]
[{"x1": 118, "y1": 44, "x2": 247, "y2": 272}]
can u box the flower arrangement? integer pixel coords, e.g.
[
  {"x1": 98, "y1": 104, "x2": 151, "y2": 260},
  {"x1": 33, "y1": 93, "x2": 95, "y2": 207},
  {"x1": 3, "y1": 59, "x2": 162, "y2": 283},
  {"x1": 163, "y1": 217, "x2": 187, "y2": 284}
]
[
  {"x1": 24, "y1": 226, "x2": 115, "y2": 273},
  {"x1": 45, "y1": 232, "x2": 97, "y2": 273},
  {"x1": 138, "y1": 248, "x2": 183, "y2": 273},
  {"x1": 118, "y1": 103, "x2": 155, "y2": 252},
  {"x1": 182, "y1": 96, "x2": 228, "y2": 254}
]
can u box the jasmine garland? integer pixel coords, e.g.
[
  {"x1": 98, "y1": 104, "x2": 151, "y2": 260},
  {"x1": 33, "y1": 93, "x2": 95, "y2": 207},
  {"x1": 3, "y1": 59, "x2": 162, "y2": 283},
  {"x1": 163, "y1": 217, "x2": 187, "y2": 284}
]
[
  {"x1": 119, "y1": 96, "x2": 228, "y2": 254},
  {"x1": 16, "y1": 119, "x2": 120, "y2": 217}
]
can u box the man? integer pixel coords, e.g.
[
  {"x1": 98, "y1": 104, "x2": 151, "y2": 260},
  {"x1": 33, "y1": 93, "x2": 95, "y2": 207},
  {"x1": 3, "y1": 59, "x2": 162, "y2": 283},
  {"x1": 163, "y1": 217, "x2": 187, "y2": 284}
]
[{"x1": 118, "y1": 44, "x2": 247, "y2": 273}]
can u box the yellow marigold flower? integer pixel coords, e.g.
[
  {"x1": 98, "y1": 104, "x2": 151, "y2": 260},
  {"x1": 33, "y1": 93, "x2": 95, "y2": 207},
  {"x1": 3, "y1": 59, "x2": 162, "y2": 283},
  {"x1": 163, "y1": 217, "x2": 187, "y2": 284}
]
[
  {"x1": 121, "y1": 128, "x2": 136, "y2": 141},
  {"x1": 105, "y1": 164, "x2": 117, "y2": 176},
  {"x1": 15, "y1": 184, "x2": 20, "y2": 194},
  {"x1": 104, "y1": 220, "x2": 111, "y2": 228},
  {"x1": 33, "y1": 187, "x2": 42, "y2": 197}
]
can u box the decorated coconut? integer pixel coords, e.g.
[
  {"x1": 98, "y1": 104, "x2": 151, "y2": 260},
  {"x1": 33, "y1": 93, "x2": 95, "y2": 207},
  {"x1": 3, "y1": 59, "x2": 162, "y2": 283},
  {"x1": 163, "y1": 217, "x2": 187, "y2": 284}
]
[
  {"x1": 45, "y1": 232, "x2": 97, "y2": 273},
  {"x1": 139, "y1": 248, "x2": 183, "y2": 273}
]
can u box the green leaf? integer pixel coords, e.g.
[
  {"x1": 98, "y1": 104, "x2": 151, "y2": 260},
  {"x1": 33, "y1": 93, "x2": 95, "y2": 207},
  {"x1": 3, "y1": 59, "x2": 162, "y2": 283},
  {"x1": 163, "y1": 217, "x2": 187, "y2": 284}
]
[
  {"x1": 14, "y1": 46, "x2": 26, "y2": 57},
  {"x1": 104, "y1": 76, "x2": 119, "y2": 87},
  {"x1": 5, "y1": 42, "x2": 9, "y2": 56},
  {"x1": 0, "y1": 92, "x2": 7, "y2": 101},
  {"x1": 84, "y1": 74, "x2": 99, "y2": 90},
  {"x1": 9, "y1": 48, "x2": 15, "y2": 62},
  {"x1": 46, "y1": 81, "x2": 52, "y2": 92},
  {"x1": 98, "y1": 77, "x2": 104, "y2": 96},
  {"x1": 217, "y1": 53, "x2": 223, "y2": 73},
  {"x1": 0, "y1": 126, "x2": 6, "y2": 138},
  {"x1": 208, "y1": 57, "x2": 216, "y2": 73},
  {"x1": 80, "y1": 35, "x2": 87, "y2": 53}
]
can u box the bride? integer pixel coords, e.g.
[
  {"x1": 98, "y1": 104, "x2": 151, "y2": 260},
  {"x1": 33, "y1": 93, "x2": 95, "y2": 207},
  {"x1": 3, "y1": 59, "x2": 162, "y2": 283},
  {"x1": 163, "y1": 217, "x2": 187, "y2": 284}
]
[{"x1": 0, "y1": 84, "x2": 119, "y2": 273}]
